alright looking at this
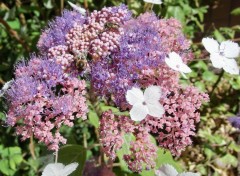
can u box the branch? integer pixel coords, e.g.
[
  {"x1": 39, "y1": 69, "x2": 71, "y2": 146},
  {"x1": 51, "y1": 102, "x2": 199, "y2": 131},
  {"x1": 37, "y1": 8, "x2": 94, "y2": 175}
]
[
  {"x1": 60, "y1": 0, "x2": 64, "y2": 13},
  {"x1": 0, "y1": 17, "x2": 30, "y2": 52},
  {"x1": 209, "y1": 70, "x2": 224, "y2": 98},
  {"x1": 84, "y1": 0, "x2": 88, "y2": 9}
]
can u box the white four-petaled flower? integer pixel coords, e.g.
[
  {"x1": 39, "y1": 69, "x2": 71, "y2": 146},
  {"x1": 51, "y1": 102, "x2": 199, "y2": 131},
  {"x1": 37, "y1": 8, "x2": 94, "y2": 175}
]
[
  {"x1": 202, "y1": 37, "x2": 240, "y2": 75},
  {"x1": 42, "y1": 162, "x2": 78, "y2": 176},
  {"x1": 126, "y1": 86, "x2": 164, "y2": 121},
  {"x1": 144, "y1": 0, "x2": 163, "y2": 5},
  {"x1": 68, "y1": 1, "x2": 86, "y2": 15},
  {"x1": 155, "y1": 164, "x2": 200, "y2": 176},
  {"x1": 165, "y1": 52, "x2": 192, "y2": 78}
]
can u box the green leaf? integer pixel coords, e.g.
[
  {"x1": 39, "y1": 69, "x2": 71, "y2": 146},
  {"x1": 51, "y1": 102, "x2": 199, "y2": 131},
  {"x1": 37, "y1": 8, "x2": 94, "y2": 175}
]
[
  {"x1": 202, "y1": 71, "x2": 218, "y2": 82},
  {"x1": 231, "y1": 7, "x2": 240, "y2": 16},
  {"x1": 116, "y1": 133, "x2": 135, "y2": 171},
  {"x1": 213, "y1": 29, "x2": 225, "y2": 42},
  {"x1": 217, "y1": 154, "x2": 238, "y2": 167},
  {"x1": 9, "y1": 159, "x2": 16, "y2": 170},
  {"x1": 0, "y1": 160, "x2": 15, "y2": 175},
  {"x1": 0, "y1": 112, "x2": 6, "y2": 120},
  {"x1": 100, "y1": 104, "x2": 129, "y2": 116},
  {"x1": 88, "y1": 110, "x2": 99, "y2": 128},
  {"x1": 9, "y1": 147, "x2": 21, "y2": 156},
  {"x1": 194, "y1": 81, "x2": 206, "y2": 91},
  {"x1": 155, "y1": 149, "x2": 182, "y2": 173},
  {"x1": 166, "y1": 6, "x2": 185, "y2": 23},
  {"x1": 11, "y1": 155, "x2": 23, "y2": 165},
  {"x1": 191, "y1": 61, "x2": 208, "y2": 71},
  {"x1": 229, "y1": 142, "x2": 240, "y2": 152},
  {"x1": 204, "y1": 147, "x2": 214, "y2": 160},
  {"x1": 229, "y1": 77, "x2": 240, "y2": 90},
  {"x1": 7, "y1": 19, "x2": 20, "y2": 30},
  {"x1": 58, "y1": 145, "x2": 87, "y2": 176}
]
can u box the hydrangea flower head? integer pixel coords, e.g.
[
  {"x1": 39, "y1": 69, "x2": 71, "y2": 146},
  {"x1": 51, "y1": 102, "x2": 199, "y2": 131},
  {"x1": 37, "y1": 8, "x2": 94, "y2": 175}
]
[{"x1": 4, "y1": 4, "x2": 209, "y2": 173}]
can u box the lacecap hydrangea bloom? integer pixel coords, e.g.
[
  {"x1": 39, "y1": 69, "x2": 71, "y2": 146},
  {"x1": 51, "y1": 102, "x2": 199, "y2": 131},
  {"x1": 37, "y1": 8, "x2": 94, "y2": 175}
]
[{"x1": 2, "y1": 3, "x2": 209, "y2": 173}]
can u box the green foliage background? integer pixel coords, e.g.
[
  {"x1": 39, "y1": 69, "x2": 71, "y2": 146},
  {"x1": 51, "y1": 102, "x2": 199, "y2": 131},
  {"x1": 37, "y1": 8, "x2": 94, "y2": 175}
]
[{"x1": 0, "y1": 0, "x2": 240, "y2": 175}]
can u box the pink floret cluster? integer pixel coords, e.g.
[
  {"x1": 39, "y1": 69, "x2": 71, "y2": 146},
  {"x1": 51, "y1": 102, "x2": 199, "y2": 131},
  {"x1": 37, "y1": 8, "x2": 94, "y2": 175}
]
[
  {"x1": 100, "y1": 110, "x2": 157, "y2": 172},
  {"x1": 140, "y1": 68, "x2": 209, "y2": 156},
  {"x1": 6, "y1": 56, "x2": 87, "y2": 151}
]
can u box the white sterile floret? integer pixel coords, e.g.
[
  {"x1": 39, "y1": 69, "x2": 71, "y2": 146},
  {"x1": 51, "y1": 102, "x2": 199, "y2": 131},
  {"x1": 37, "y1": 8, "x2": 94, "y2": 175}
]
[
  {"x1": 165, "y1": 52, "x2": 192, "y2": 78},
  {"x1": 155, "y1": 164, "x2": 200, "y2": 176},
  {"x1": 202, "y1": 37, "x2": 240, "y2": 75},
  {"x1": 0, "y1": 80, "x2": 13, "y2": 97},
  {"x1": 126, "y1": 85, "x2": 164, "y2": 121},
  {"x1": 68, "y1": 1, "x2": 86, "y2": 15},
  {"x1": 144, "y1": 0, "x2": 163, "y2": 4},
  {"x1": 42, "y1": 162, "x2": 78, "y2": 176}
]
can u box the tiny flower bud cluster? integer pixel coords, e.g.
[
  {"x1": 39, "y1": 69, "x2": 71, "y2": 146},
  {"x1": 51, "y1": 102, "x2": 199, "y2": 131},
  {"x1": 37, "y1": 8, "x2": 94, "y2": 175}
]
[
  {"x1": 48, "y1": 45, "x2": 74, "y2": 71},
  {"x1": 66, "y1": 5, "x2": 131, "y2": 61}
]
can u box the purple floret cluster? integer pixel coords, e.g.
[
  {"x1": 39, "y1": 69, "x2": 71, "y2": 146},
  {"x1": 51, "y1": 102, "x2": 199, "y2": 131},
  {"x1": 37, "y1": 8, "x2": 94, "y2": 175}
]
[
  {"x1": 6, "y1": 56, "x2": 87, "y2": 150},
  {"x1": 3, "y1": 4, "x2": 209, "y2": 172},
  {"x1": 38, "y1": 10, "x2": 86, "y2": 52}
]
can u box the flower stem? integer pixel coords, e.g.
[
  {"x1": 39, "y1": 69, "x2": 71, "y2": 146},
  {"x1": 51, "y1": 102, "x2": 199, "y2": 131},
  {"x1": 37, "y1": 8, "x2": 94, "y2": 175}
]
[{"x1": 55, "y1": 150, "x2": 58, "y2": 163}]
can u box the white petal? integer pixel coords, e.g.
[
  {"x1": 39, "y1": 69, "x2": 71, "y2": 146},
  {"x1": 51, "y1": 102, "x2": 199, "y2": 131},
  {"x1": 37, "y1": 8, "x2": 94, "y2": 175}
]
[
  {"x1": 165, "y1": 52, "x2": 191, "y2": 74},
  {"x1": 68, "y1": 1, "x2": 86, "y2": 15},
  {"x1": 220, "y1": 41, "x2": 239, "y2": 58},
  {"x1": 0, "y1": 80, "x2": 13, "y2": 97},
  {"x1": 165, "y1": 52, "x2": 182, "y2": 70},
  {"x1": 147, "y1": 101, "x2": 164, "y2": 118},
  {"x1": 222, "y1": 58, "x2": 239, "y2": 75},
  {"x1": 129, "y1": 103, "x2": 148, "y2": 121},
  {"x1": 144, "y1": 0, "x2": 163, "y2": 4},
  {"x1": 179, "y1": 63, "x2": 192, "y2": 73},
  {"x1": 61, "y1": 163, "x2": 78, "y2": 176},
  {"x1": 42, "y1": 163, "x2": 64, "y2": 176},
  {"x1": 202, "y1": 37, "x2": 219, "y2": 54},
  {"x1": 126, "y1": 87, "x2": 144, "y2": 106},
  {"x1": 209, "y1": 53, "x2": 225, "y2": 69},
  {"x1": 144, "y1": 86, "x2": 162, "y2": 104},
  {"x1": 177, "y1": 172, "x2": 201, "y2": 176},
  {"x1": 155, "y1": 164, "x2": 178, "y2": 176}
]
